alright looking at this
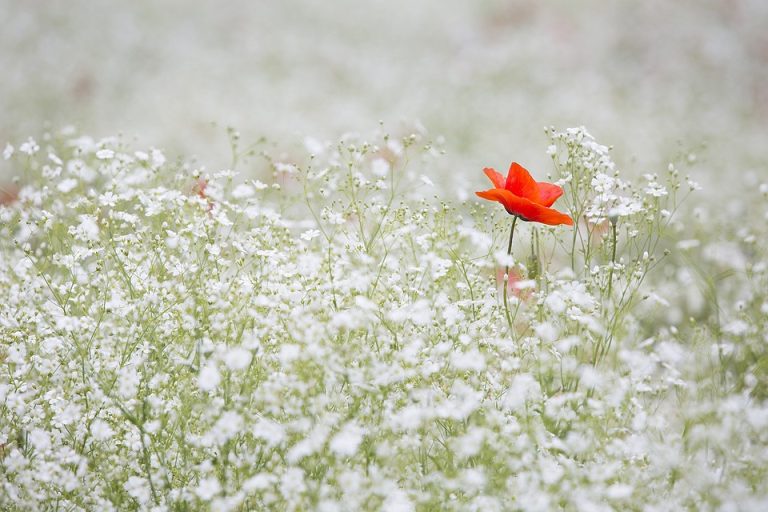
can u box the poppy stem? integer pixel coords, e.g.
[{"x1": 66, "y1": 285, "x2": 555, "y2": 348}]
[{"x1": 503, "y1": 216, "x2": 519, "y2": 335}]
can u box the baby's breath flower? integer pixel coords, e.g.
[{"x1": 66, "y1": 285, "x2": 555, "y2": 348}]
[
  {"x1": 19, "y1": 137, "x2": 40, "y2": 155},
  {"x1": 0, "y1": 127, "x2": 764, "y2": 511}
]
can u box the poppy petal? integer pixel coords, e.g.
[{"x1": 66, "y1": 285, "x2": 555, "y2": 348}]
[
  {"x1": 476, "y1": 188, "x2": 511, "y2": 206},
  {"x1": 536, "y1": 182, "x2": 564, "y2": 207},
  {"x1": 524, "y1": 203, "x2": 574, "y2": 225},
  {"x1": 483, "y1": 167, "x2": 506, "y2": 189},
  {"x1": 476, "y1": 188, "x2": 573, "y2": 226},
  {"x1": 505, "y1": 163, "x2": 541, "y2": 203}
]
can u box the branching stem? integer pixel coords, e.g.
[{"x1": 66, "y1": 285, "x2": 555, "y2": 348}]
[{"x1": 607, "y1": 219, "x2": 618, "y2": 299}]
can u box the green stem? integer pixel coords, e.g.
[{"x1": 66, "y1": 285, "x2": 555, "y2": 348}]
[
  {"x1": 607, "y1": 219, "x2": 617, "y2": 299},
  {"x1": 595, "y1": 219, "x2": 619, "y2": 366},
  {"x1": 503, "y1": 216, "x2": 519, "y2": 334}
]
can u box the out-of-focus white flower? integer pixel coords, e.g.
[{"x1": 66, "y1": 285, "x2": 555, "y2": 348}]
[
  {"x1": 222, "y1": 346, "x2": 252, "y2": 371},
  {"x1": 19, "y1": 137, "x2": 40, "y2": 155},
  {"x1": 195, "y1": 476, "x2": 221, "y2": 501},
  {"x1": 199, "y1": 363, "x2": 221, "y2": 392},
  {"x1": 301, "y1": 229, "x2": 321, "y2": 241},
  {"x1": 90, "y1": 419, "x2": 114, "y2": 441},
  {"x1": 232, "y1": 183, "x2": 255, "y2": 199},
  {"x1": 57, "y1": 178, "x2": 79, "y2": 193},
  {"x1": 330, "y1": 422, "x2": 364, "y2": 457}
]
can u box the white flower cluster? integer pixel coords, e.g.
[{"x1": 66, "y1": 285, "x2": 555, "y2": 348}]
[{"x1": 0, "y1": 128, "x2": 766, "y2": 511}]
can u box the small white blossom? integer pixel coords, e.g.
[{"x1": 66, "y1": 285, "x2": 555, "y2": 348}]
[
  {"x1": 90, "y1": 419, "x2": 114, "y2": 441},
  {"x1": 29, "y1": 428, "x2": 52, "y2": 452},
  {"x1": 74, "y1": 214, "x2": 100, "y2": 241},
  {"x1": 301, "y1": 229, "x2": 321, "y2": 241},
  {"x1": 199, "y1": 363, "x2": 221, "y2": 392},
  {"x1": 372, "y1": 158, "x2": 390, "y2": 177},
  {"x1": 195, "y1": 476, "x2": 221, "y2": 501},
  {"x1": 19, "y1": 137, "x2": 40, "y2": 155},
  {"x1": 222, "y1": 346, "x2": 252, "y2": 371},
  {"x1": 330, "y1": 422, "x2": 364, "y2": 457},
  {"x1": 150, "y1": 148, "x2": 166, "y2": 168},
  {"x1": 232, "y1": 183, "x2": 255, "y2": 199},
  {"x1": 57, "y1": 178, "x2": 79, "y2": 193},
  {"x1": 382, "y1": 489, "x2": 414, "y2": 512}
]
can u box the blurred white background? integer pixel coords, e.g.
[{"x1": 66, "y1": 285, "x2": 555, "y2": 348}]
[{"x1": 2, "y1": 0, "x2": 766, "y2": 186}]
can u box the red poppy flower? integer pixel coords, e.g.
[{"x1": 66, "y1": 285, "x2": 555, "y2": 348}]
[{"x1": 476, "y1": 162, "x2": 573, "y2": 226}]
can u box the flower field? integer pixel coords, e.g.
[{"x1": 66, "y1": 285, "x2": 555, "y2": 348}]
[
  {"x1": 2, "y1": 125, "x2": 767, "y2": 510},
  {"x1": 1, "y1": 1, "x2": 768, "y2": 511}
]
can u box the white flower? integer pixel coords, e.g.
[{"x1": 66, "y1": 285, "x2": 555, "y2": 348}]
[
  {"x1": 454, "y1": 428, "x2": 485, "y2": 458},
  {"x1": 450, "y1": 348, "x2": 486, "y2": 372},
  {"x1": 57, "y1": 178, "x2": 79, "y2": 193},
  {"x1": 301, "y1": 229, "x2": 321, "y2": 241},
  {"x1": 2, "y1": 143, "x2": 13, "y2": 160},
  {"x1": 330, "y1": 422, "x2": 364, "y2": 457},
  {"x1": 29, "y1": 428, "x2": 52, "y2": 452},
  {"x1": 503, "y1": 374, "x2": 542, "y2": 410},
  {"x1": 222, "y1": 346, "x2": 252, "y2": 371},
  {"x1": 90, "y1": 419, "x2": 114, "y2": 441},
  {"x1": 382, "y1": 489, "x2": 414, "y2": 512},
  {"x1": 545, "y1": 293, "x2": 566, "y2": 313},
  {"x1": 723, "y1": 320, "x2": 749, "y2": 337},
  {"x1": 150, "y1": 148, "x2": 166, "y2": 168},
  {"x1": 144, "y1": 420, "x2": 161, "y2": 435},
  {"x1": 606, "y1": 484, "x2": 634, "y2": 499},
  {"x1": 252, "y1": 418, "x2": 286, "y2": 447},
  {"x1": 461, "y1": 468, "x2": 487, "y2": 490},
  {"x1": 99, "y1": 191, "x2": 118, "y2": 207},
  {"x1": 371, "y1": 158, "x2": 390, "y2": 177},
  {"x1": 232, "y1": 183, "x2": 255, "y2": 199},
  {"x1": 19, "y1": 137, "x2": 40, "y2": 155},
  {"x1": 207, "y1": 411, "x2": 244, "y2": 445},
  {"x1": 676, "y1": 239, "x2": 700, "y2": 250},
  {"x1": 275, "y1": 162, "x2": 297, "y2": 174},
  {"x1": 278, "y1": 344, "x2": 300, "y2": 364},
  {"x1": 280, "y1": 468, "x2": 307, "y2": 499},
  {"x1": 117, "y1": 366, "x2": 140, "y2": 399},
  {"x1": 199, "y1": 363, "x2": 221, "y2": 392},
  {"x1": 644, "y1": 180, "x2": 668, "y2": 197},
  {"x1": 195, "y1": 476, "x2": 221, "y2": 501},
  {"x1": 74, "y1": 214, "x2": 100, "y2": 241},
  {"x1": 243, "y1": 473, "x2": 276, "y2": 492},
  {"x1": 387, "y1": 138, "x2": 403, "y2": 156},
  {"x1": 534, "y1": 322, "x2": 558, "y2": 343},
  {"x1": 125, "y1": 476, "x2": 152, "y2": 505}
]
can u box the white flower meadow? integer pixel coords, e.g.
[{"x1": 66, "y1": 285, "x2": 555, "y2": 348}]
[{"x1": 0, "y1": 127, "x2": 767, "y2": 511}]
